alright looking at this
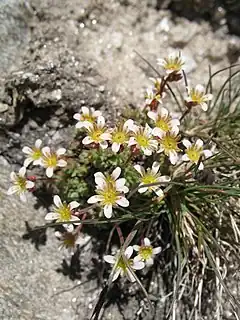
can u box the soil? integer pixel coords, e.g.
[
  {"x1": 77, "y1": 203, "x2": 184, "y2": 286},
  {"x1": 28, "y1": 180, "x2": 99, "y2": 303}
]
[{"x1": 0, "y1": 0, "x2": 240, "y2": 319}]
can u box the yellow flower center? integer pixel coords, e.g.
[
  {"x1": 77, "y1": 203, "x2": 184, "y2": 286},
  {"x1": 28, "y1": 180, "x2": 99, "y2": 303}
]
[
  {"x1": 89, "y1": 128, "x2": 104, "y2": 142},
  {"x1": 112, "y1": 131, "x2": 127, "y2": 144},
  {"x1": 117, "y1": 256, "x2": 133, "y2": 271},
  {"x1": 57, "y1": 204, "x2": 71, "y2": 221},
  {"x1": 16, "y1": 176, "x2": 27, "y2": 191},
  {"x1": 161, "y1": 134, "x2": 179, "y2": 154},
  {"x1": 136, "y1": 134, "x2": 149, "y2": 147},
  {"x1": 32, "y1": 148, "x2": 42, "y2": 160},
  {"x1": 141, "y1": 174, "x2": 157, "y2": 185},
  {"x1": 139, "y1": 246, "x2": 153, "y2": 260},
  {"x1": 165, "y1": 57, "x2": 184, "y2": 71},
  {"x1": 100, "y1": 186, "x2": 118, "y2": 205},
  {"x1": 156, "y1": 117, "x2": 170, "y2": 132},
  {"x1": 82, "y1": 114, "x2": 95, "y2": 123},
  {"x1": 43, "y1": 153, "x2": 58, "y2": 167},
  {"x1": 190, "y1": 90, "x2": 204, "y2": 103},
  {"x1": 186, "y1": 146, "x2": 202, "y2": 162}
]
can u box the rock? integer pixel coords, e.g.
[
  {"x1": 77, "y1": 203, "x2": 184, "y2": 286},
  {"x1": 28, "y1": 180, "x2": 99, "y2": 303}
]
[
  {"x1": 169, "y1": 19, "x2": 199, "y2": 47},
  {"x1": 0, "y1": 0, "x2": 32, "y2": 75},
  {"x1": 0, "y1": 102, "x2": 8, "y2": 113}
]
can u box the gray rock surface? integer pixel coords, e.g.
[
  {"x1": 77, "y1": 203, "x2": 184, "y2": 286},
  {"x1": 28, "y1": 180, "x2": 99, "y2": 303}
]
[{"x1": 0, "y1": 156, "x2": 97, "y2": 319}]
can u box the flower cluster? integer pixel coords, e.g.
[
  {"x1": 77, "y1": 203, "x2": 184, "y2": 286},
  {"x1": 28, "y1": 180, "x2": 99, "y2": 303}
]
[
  {"x1": 104, "y1": 238, "x2": 161, "y2": 282},
  {"x1": 88, "y1": 167, "x2": 129, "y2": 218},
  {"x1": 7, "y1": 52, "x2": 216, "y2": 286}
]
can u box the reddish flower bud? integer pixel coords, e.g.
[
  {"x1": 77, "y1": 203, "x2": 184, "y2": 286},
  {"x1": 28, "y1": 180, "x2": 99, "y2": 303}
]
[{"x1": 27, "y1": 175, "x2": 37, "y2": 182}]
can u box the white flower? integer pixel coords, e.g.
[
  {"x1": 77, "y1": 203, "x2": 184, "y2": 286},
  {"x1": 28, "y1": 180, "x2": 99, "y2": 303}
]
[
  {"x1": 22, "y1": 139, "x2": 43, "y2": 167},
  {"x1": 40, "y1": 147, "x2": 67, "y2": 178},
  {"x1": 148, "y1": 107, "x2": 180, "y2": 137},
  {"x1": 7, "y1": 167, "x2": 34, "y2": 202},
  {"x1": 104, "y1": 246, "x2": 145, "y2": 282},
  {"x1": 185, "y1": 84, "x2": 213, "y2": 111},
  {"x1": 128, "y1": 124, "x2": 158, "y2": 156},
  {"x1": 94, "y1": 167, "x2": 129, "y2": 194},
  {"x1": 82, "y1": 116, "x2": 111, "y2": 149},
  {"x1": 158, "y1": 128, "x2": 181, "y2": 165},
  {"x1": 133, "y1": 238, "x2": 161, "y2": 266},
  {"x1": 157, "y1": 52, "x2": 185, "y2": 74},
  {"x1": 88, "y1": 167, "x2": 129, "y2": 218},
  {"x1": 145, "y1": 88, "x2": 163, "y2": 105},
  {"x1": 182, "y1": 139, "x2": 213, "y2": 170},
  {"x1": 45, "y1": 195, "x2": 80, "y2": 232},
  {"x1": 73, "y1": 106, "x2": 102, "y2": 129},
  {"x1": 149, "y1": 77, "x2": 162, "y2": 92},
  {"x1": 54, "y1": 231, "x2": 84, "y2": 251},
  {"x1": 134, "y1": 162, "x2": 170, "y2": 197},
  {"x1": 108, "y1": 119, "x2": 134, "y2": 153}
]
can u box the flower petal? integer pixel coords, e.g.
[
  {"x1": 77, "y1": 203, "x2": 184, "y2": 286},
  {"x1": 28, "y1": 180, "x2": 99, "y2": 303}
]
[
  {"x1": 104, "y1": 204, "x2": 113, "y2": 218},
  {"x1": 24, "y1": 157, "x2": 33, "y2": 168},
  {"x1": 111, "y1": 167, "x2": 121, "y2": 180},
  {"x1": 134, "y1": 164, "x2": 145, "y2": 176},
  {"x1": 42, "y1": 146, "x2": 51, "y2": 157},
  {"x1": 116, "y1": 197, "x2": 129, "y2": 208},
  {"x1": 22, "y1": 146, "x2": 32, "y2": 155},
  {"x1": 57, "y1": 159, "x2": 67, "y2": 167},
  {"x1": 104, "y1": 255, "x2": 116, "y2": 264},
  {"x1": 19, "y1": 167, "x2": 26, "y2": 177},
  {"x1": 201, "y1": 102, "x2": 208, "y2": 111},
  {"x1": 69, "y1": 201, "x2": 80, "y2": 210},
  {"x1": 169, "y1": 151, "x2": 178, "y2": 165},
  {"x1": 97, "y1": 116, "x2": 105, "y2": 128},
  {"x1": 128, "y1": 137, "x2": 136, "y2": 146},
  {"x1": 151, "y1": 161, "x2": 160, "y2": 175},
  {"x1": 195, "y1": 84, "x2": 205, "y2": 93},
  {"x1": 123, "y1": 119, "x2": 134, "y2": 130},
  {"x1": 160, "y1": 107, "x2": 168, "y2": 118},
  {"x1": 124, "y1": 246, "x2": 133, "y2": 259},
  {"x1": 56, "y1": 148, "x2": 66, "y2": 156},
  {"x1": 147, "y1": 111, "x2": 157, "y2": 122},
  {"x1": 45, "y1": 212, "x2": 59, "y2": 221},
  {"x1": 203, "y1": 149, "x2": 212, "y2": 158},
  {"x1": 198, "y1": 162, "x2": 204, "y2": 170},
  {"x1": 54, "y1": 195, "x2": 63, "y2": 208},
  {"x1": 35, "y1": 139, "x2": 42, "y2": 149},
  {"x1": 112, "y1": 142, "x2": 120, "y2": 153},
  {"x1": 81, "y1": 106, "x2": 89, "y2": 115},
  {"x1": 63, "y1": 223, "x2": 74, "y2": 232},
  {"x1": 26, "y1": 181, "x2": 35, "y2": 189},
  {"x1": 82, "y1": 136, "x2": 93, "y2": 145},
  {"x1": 7, "y1": 186, "x2": 19, "y2": 195},
  {"x1": 73, "y1": 113, "x2": 81, "y2": 121},
  {"x1": 112, "y1": 268, "x2": 121, "y2": 282},
  {"x1": 87, "y1": 195, "x2": 103, "y2": 204},
  {"x1": 146, "y1": 258, "x2": 154, "y2": 266},
  {"x1": 132, "y1": 260, "x2": 145, "y2": 270},
  {"x1": 138, "y1": 186, "x2": 148, "y2": 193},
  {"x1": 144, "y1": 238, "x2": 151, "y2": 246},
  {"x1": 195, "y1": 139, "x2": 203, "y2": 148},
  {"x1": 153, "y1": 247, "x2": 162, "y2": 255},
  {"x1": 182, "y1": 154, "x2": 190, "y2": 162},
  {"x1": 152, "y1": 127, "x2": 164, "y2": 137},
  {"x1": 20, "y1": 193, "x2": 27, "y2": 202},
  {"x1": 133, "y1": 245, "x2": 140, "y2": 252},
  {"x1": 99, "y1": 140, "x2": 108, "y2": 149},
  {"x1": 10, "y1": 171, "x2": 17, "y2": 182},
  {"x1": 155, "y1": 188, "x2": 164, "y2": 197},
  {"x1": 46, "y1": 167, "x2": 54, "y2": 178},
  {"x1": 115, "y1": 178, "x2": 126, "y2": 189},
  {"x1": 182, "y1": 139, "x2": 191, "y2": 149}
]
